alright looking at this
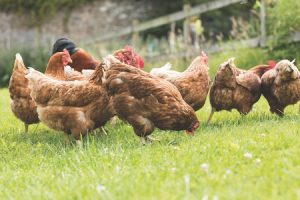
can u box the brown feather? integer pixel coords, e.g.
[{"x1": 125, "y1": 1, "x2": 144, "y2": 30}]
[
  {"x1": 105, "y1": 61, "x2": 199, "y2": 138},
  {"x1": 210, "y1": 58, "x2": 262, "y2": 115},
  {"x1": 69, "y1": 48, "x2": 100, "y2": 71},
  {"x1": 9, "y1": 56, "x2": 39, "y2": 126},
  {"x1": 151, "y1": 54, "x2": 210, "y2": 111},
  {"x1": 261, "y1": 60, "x2": 300, "y2": 116},
  {"x1": 26, "y1": 67, "x2": 114, "y2": 140}
]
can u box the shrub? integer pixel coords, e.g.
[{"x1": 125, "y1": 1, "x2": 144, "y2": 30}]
[
  {"x1": 267, "y1": 0, "x2": 300, "y2": 47},
  {"x1": 0, "y1": 46, "x2": 50, "y2": 87}
]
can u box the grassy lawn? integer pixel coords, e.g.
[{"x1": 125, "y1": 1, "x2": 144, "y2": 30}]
[{"x1": 1, "y1": 87, "x2": 300, "y2": 200}]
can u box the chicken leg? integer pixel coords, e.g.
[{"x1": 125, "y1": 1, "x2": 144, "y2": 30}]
[
  {"x1": 109, "y1": 116, "x2": 118, "y2": 126},
  {"x1": 76, "y1": 140, "x2": 82, "y2": 148},
  {"x1": 100, "y1": 127, "x2": 108, "y2": 135},
  {"x1": 206, "y1": 107, "x2": 215, "y2": 126},
  {"x1": 24, "y1": 123, "x2": 29, "y2": 137},
  {"x1": 64, "y1": 134, "x2": 71, "y2": 146}
]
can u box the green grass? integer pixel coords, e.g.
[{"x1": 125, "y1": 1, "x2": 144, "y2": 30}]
[{"x1": 1, "y1": 86, "x2": 300, "y2": 200}]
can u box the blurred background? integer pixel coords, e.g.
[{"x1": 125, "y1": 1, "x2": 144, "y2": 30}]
[{"x1": 0, "y1": 0, "x2": 299, "y2": 87}]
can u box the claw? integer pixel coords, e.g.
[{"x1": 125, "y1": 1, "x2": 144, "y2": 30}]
[{"x1": 141, "y1": 136, "x2": 159, "y2": 145}]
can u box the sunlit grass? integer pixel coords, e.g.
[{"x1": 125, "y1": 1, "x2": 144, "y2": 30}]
[{"x1": 1, "y1": 87, "x2": 300, "y2": 200}]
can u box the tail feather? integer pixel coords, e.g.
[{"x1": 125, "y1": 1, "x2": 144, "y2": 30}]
[
  {"x1": 52, "y1": 38, "x2": 78, "y2": 55},
  {"x1": 161, "y1": 62, "x2": 172, "y2": 70},
  {"x1": 249, "y1": 64, "x2": 274, "y2": 78},
  {"x1": 102, "y1": 55, "x2": 120, "y2": 70},
  {"x1": 13, "y1": 53, "x2": 26, "y2": 71},
  {"x1": 25, "y1": 67, "x2": 45, "y2": 81}
]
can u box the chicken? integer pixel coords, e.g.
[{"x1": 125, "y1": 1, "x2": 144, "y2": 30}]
[
  {"x1": 261, "y1": 59, "x2": 300, "y2": 116},
  {"x1": 113, "y1": 45, "x2": 144, "y2": 69},
  {"x1": 104, "y1": 56, "x2": 199, "y2": 143},
  {"x1": 9, "y1": 54, "x2": 39, "y2": 135},
  {"x1": 63, "y1": 45, "x2": 145, "y2": 81},
  {"x1": 150, "y1": 62, "x2": 181, "y2": 79},
  {"x1": 150, "y1": 51, "x2": 210, "y2": 111},
  {"x1": 52, "y1": 39, "x2": 144, "y2": 71},
  {"x1": 23, "y1": 47, "x2": 144, "y2": 143},
  {"x1": 25, "y1": 63, "x2": 114, "y2": 145},
  {"x1": 207, "y1": 58, "x2": 274, "y2": 125},
  {"x1": 9, "y1": 50, "x2": 72, "y2": 135},
  {"x1": 52, "y1": 38, "x2": 100, "y2": 71}
]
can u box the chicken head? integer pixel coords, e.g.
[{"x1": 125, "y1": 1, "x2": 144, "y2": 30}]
[
  {"x1": 113, "y1": 45, "x2": 144, "y2": 69},
  {"x1": 62, "y1": 49, "x2": 73, "y2": 66},
  {"x1": 216, "y1": 57, "x2": 236, "y2": 88},
  {"x1": 275, "y1": 59, "x2": 299, "y2": 84}
]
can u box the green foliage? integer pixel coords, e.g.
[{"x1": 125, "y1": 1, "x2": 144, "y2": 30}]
[
  {"x1": 147, "y1": 0, "x2": 256, "y2": 40},
  {"x1": 267, "y1": 0, "x2": 300, "y2": 46},
  {"x1": 0, "y1": 46, "x2": 50, "y2": 87},
  {"x1": 0, "y1": 0, "x2": 93, "y2": 27}
]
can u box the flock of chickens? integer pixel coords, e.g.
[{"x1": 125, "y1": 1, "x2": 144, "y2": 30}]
[{"x1": 8, "y1": 38, "x2": 299, "y2": 145}]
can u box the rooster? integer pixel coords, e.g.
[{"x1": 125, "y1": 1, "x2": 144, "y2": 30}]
[
  {"x1": 9, "y1": 50, "x2": 72, "y2": 135},
  {"x1": 150, "y1": 51, "x2": 210, "y2": 111},
  {"x1": 104, "y1": 56, "x2": 199, "y2": 143},
  {"x1": 52, "y1": 38, "x2": 100, "y2": 72},
  {"x1": 261, "y1": 59, "x2": 300, "y2": 116},
  {"x1": 207, "y1": 58, "x2": 275, "y2": 125},
  {"x1": 63, "y1": 45, "x2": 145, "y2": 81},
  {"x1": 52, "y1": 39, "x2": 144, "y2": 72}
]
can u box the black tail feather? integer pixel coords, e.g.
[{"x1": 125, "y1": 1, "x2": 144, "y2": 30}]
[{"x1": 52, "y1": 38, "x2": 78, "y2": 55}]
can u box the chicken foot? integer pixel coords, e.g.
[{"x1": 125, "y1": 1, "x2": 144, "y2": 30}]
[
  {"x1": 64, "y1": 134, "x2": 82, "y2": 148},
  {"x1": 206, "y1": 107, "x2": 216, "y2": 126},
  {"x1": 91, "y1": 127, "x2": 108, "y2": 136},
  {"x1": 141, "y1": 136, "x2": 160, "y2": 145}
]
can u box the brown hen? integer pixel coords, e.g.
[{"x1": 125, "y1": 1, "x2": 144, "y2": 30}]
[
  {"x1": 9, "y1": 50, "x2": 72, "y2": 135},
  {"x1": 25, "y1": 64, "x2": 115, "y2": 144},
  {"x1": 104, "y1": 56, "x2": 199, "y2": 143},
  {"x1": 150, "y1": 51, "x2": 210, "y2": 111},
  {"x1": 261, "y1": 59, "x2": 300, "y2": 116},
  {"x1": 207, "y1": 58, "x2": 273, "y2": 125}
]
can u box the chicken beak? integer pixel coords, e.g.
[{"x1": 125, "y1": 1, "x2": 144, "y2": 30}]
[{"x1": 68, "y1": 58, "x2": 73, "y2": 64}]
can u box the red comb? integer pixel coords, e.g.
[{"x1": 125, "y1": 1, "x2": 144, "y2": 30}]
[
  {"x1": 135, "y1": 54, "x2": 144, "y2": 69},
  {"x1": 268, "y1": 60, "x2": 276, "y2": 68},
  {"x1": 124, "y1": 45, "x2": 133, "y2": 52},
  {"x1": 113, "y1": 45, "x2": 144, "y2": 69}
]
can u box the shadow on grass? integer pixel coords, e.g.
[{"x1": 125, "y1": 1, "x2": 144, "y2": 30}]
[
  {"x1": 200, "y1": 111, "x2": 299, "y2": 130},
  {"x1": 3, "y1": 110, "x2": 299, "y2": 150}
]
